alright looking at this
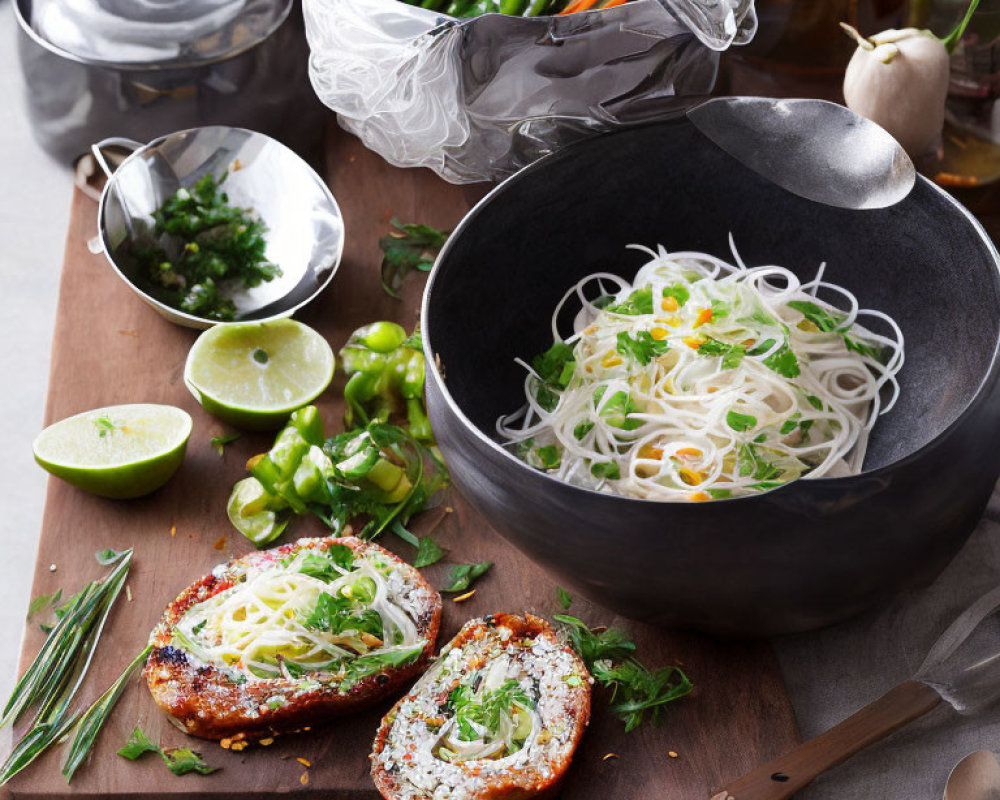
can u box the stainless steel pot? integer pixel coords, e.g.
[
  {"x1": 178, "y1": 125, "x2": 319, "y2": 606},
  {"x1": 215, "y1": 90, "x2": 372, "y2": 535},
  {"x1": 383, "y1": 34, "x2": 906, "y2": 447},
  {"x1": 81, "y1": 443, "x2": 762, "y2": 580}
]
[{"x1": 14, "y1": 0, "x2": 327, "y2": 164}]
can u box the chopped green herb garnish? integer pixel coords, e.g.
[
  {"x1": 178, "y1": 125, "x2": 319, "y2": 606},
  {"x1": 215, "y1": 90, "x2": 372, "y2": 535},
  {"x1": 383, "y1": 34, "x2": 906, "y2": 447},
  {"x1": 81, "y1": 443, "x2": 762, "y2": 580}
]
[
  {"x1": 161, "y1": 747, "x2": 220, "y2": 776},
  {"x1": 616, "y1": 331, "x2": 668, "y2": 366},
  {"x1": 726, "y1": 410, "x2": 757, "y2": 432},
  {"x1": 26, "y1": 589, "x2": 62, "y2": 619},
  {"x1": 698, "y1": 338, "x2": 745, "y2": 370},
  {"x1": 210, "y1": 433, "x2": 240, "y2": 456},
  {"x1": 787, "y1": 300, "x2": 844, "y2": 332},
  {"x1": 590, "y1": 461, "x2": 621, "y2": 480},
  {"x1": 662, "y1": 284, "x2": 690, "y2": 307},
  {"x1": 556, "y1": 587, "x2": 573, "y2": 610},
  {"x1": 118, "y1": 727, "x2": 159, "y2": 760},
  {"x1": 93, "y1": 416, "x2": 114, "y2": 437},
  {"x1": 606, "y1": 287, "x2": 653, "y2": 316},
  {"x1": 380, "y1": 219, "x2": 449, "y2": 298},
  {"x1": 530, "y1": 342, "x2": 576, "y2": 412},
  {"x1": 554, "y1": 610, "x2": 692, "y2": 732},
  {"x1": 129, "y1": 173, "x2": 280, "y2": 321},
  {"x1": 95, "y1": 548, "x2": 129, "y2": 566},
  {"x1": 762, "y1": 343, "x2": 800, "y2": 378},
  {"x1": 414, "y1": 536, "x2": 445, "y2": 568},
  {"x1": 573, "y1": 421, "x2": 594, "y2": 441},
  {"x1": 443, "y1": 562, "x2": 492, "y2": 593}
]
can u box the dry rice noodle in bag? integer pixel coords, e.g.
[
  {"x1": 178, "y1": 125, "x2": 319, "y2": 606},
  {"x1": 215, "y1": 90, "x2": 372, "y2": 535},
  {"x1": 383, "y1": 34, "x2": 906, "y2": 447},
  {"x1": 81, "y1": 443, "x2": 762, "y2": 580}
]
[{"x1": 304, "y1": 0, "x2": 755, "y2": 182}]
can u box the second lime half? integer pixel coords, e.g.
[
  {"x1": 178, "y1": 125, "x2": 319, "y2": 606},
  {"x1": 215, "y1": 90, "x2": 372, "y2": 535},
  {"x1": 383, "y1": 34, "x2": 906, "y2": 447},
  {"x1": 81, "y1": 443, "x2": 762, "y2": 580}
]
[{"x1": 184, "y1": 319, "x2": 335, "y2": 431}]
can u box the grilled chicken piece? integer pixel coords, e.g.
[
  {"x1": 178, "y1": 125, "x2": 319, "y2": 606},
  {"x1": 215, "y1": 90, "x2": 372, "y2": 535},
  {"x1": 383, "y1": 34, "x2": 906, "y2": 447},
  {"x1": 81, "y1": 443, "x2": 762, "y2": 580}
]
[
  {"x1": 146, "y1": 535, "x2": 441, "y2": 741},
  {"x1": 372, "y1": 613, "x2": 591, "y2": 800}
]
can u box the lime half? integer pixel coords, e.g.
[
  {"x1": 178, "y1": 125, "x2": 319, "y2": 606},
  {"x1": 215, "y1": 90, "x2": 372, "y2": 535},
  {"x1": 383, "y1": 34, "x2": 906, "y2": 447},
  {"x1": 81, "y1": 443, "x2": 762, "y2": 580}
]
[
  {"x1": 33, "y1": 404, "x2": 192, "y2": 499},
  {"x1": 184, "y1": 319, "x2": 335, "y2": 431}
]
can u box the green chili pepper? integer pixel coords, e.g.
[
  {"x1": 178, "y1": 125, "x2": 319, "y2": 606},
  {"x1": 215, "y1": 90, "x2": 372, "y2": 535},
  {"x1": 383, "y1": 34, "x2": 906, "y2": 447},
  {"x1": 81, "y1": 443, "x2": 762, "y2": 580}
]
[
  {"x1": 500, "y1": 0, "x2": 529, "y2": 14},
  {"x1": 339, "y1": 322, "x2": 433, "y2": 442}
]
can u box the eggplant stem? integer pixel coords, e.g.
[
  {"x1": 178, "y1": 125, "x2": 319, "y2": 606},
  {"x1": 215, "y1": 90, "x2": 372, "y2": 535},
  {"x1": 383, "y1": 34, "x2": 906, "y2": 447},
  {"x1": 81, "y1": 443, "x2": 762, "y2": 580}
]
[{"x1": 840, "y1": 22, "x2": 875, "y2": 51}]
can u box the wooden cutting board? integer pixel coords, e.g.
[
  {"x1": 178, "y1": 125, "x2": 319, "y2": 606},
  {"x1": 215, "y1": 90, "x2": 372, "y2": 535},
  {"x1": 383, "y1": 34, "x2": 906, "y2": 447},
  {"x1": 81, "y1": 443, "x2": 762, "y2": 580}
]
[{"x1": 5, "y1": 127, "x2": 800, "y2": 799}]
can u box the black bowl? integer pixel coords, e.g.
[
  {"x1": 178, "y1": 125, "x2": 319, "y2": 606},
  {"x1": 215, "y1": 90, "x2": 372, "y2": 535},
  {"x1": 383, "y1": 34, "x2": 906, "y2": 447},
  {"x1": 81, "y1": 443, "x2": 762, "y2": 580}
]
[{"x1": 422, "y1": 118, "x2": 1000, "y2": 637}]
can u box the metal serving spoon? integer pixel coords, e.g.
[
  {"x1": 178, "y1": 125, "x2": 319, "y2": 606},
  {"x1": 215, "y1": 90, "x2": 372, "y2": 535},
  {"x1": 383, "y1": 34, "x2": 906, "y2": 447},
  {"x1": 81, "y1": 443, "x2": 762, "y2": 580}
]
[
  {"x1": 92, "y1": 126, "x2": 344, "y2": 329},
  {"x1": 710, "y1": 584, "x2": 1000, "y2": 800},
  {"x1": 687, "y1": 97, "x2": 916, "y2": 211}
]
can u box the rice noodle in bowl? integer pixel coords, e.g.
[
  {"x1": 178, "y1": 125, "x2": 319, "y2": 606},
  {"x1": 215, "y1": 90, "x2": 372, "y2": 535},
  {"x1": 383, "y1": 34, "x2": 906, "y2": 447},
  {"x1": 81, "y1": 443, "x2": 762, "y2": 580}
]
[{"x1": 498, "y1": 238, "x2": 904, "y2": 502}]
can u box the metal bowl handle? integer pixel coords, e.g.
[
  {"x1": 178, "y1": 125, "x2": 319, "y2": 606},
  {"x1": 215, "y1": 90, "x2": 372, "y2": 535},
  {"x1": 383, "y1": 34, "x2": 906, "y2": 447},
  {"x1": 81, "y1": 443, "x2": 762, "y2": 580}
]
[{"x1": 90, "y1": 137, "x2": 144, "y2": 180}]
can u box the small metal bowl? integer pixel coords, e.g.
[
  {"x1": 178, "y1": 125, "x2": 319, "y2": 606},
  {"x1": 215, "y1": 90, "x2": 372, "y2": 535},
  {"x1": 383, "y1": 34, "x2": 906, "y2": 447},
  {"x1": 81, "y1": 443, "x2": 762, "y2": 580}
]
[{"x1": 94, "y1": 125, "x2": 343, "y2": 329}]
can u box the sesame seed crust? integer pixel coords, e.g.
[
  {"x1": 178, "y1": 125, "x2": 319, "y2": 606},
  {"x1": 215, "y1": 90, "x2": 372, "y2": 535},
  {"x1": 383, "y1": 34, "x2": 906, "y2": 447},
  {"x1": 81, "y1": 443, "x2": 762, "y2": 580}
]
[
  {"x1": 145, "y1": 536, "x2": 442, "y2": 741},
  {"x1": 371, "y1": 613, "x2": 592, "y2": 800}
]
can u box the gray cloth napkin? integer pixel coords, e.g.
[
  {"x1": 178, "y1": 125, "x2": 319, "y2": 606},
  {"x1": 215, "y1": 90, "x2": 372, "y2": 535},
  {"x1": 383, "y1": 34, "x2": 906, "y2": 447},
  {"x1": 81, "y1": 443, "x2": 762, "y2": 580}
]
[{"x1": 773, "y1": 482, "x2": 1000, "y2": 799}]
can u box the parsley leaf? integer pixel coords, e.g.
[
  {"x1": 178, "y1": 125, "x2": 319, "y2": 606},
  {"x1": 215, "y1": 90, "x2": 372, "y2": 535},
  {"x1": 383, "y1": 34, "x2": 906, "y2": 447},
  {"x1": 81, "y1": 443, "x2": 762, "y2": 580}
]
[
  {"x1": 557, "y1": 587, "x2": 573, "y2": 610},
  {"x1": 661, "y1": 284, "x2": 690, "y2": 307},
  {"x1": 554, "y1": 612, "x2": 692, "y2": 731},
  {"x1": 573, "y1": 421, "x2": 594, "y2": 441},
  {"x1": 762, "y1": 343, "x2": 800, "y2": 378},
  {"x1": 590, "y1": 461, "x2": 621, "y2": 480},
  {"x1": 593, "y1": 387, "x2": 642, "y2": 431},
  {"x1": 616, "y1": 331, "x2": 668, "y2": 366},
  {"x1": 845, "y1": 336, "x2": 882, "y2": 360},
  {"x1": 379, "y1": 219, "x2": 449, "y2": 298},
  {"x1": 443, "y1": 562, "x2": 492, "y2": 592},
  {"x1": 414, "y1": 536, "x2": 445, "y2": 568},
  {"x1": 298, "y1": 546, "x2": 355, "y2": 581},
  {"x1": 606, "y1": 287, "x2": 653, "y2": 315},
  {"x1": 302, "y1": 591, "x2": 383, "y2": 638},
  {"x1": 698, "y1": 338, "x2": 745, "y2": 370},
  {"x1": 726, "y1": 410, "x2": 757, "y2": 432},
  {"x1": 787, "y1": 300, "x2": 844, "y2": 332},
  {"x1": 530, "y1": 342, "x2": 576, "y2": 412},
  {"x1": 210, "y1": 433, "x2": 240, "y2": 456}
]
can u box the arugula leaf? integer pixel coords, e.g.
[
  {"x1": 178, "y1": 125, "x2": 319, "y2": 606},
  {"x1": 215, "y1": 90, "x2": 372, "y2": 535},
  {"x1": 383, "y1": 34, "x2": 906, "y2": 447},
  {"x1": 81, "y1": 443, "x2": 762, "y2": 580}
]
[
  {"x1": 379, "y1": 219, "x2": 449, "y2": 298},
  {"x1": 118, "y1": 727, "x2": 159, "y2": 760},
  {"x1": 616, "y1": 331, "x2": 668, "y2": 366},
  {"x1": 606, "y1": 287, "x2": 653, "y2": 316},
  {"x1": 161, "y1": 747, "x2": 219, "y2": 776},
  {"x1": 590, "y1": 461, "x2": 621, "y2": 480},
  {"x1": 210, "y1": 433, "x2": 240, "y2": 456},
  {"x1": 93, "y1": 416, "x2": 114, "y2": 437},
  {"x1": 26, "y1": 589, "x2": 62, "y2": 619},
  {"x1": 726, "y1": 410, "x2": 757, "y2": 432},
  {"x1": 554, "y1": 613, "x2": 692, "y2": 732},
  {"x1": 95, "y1": 548, "x2": 129, "y2": 566},
  {"x1": 557, "y1": 587, "x2": 573, "y2": 610},
  {"x1": 414, "y1": 536, "x2": 445, "y2": 568},
  {"x1": 443, "y1": 562, "x2": 492, "y2": 592}
]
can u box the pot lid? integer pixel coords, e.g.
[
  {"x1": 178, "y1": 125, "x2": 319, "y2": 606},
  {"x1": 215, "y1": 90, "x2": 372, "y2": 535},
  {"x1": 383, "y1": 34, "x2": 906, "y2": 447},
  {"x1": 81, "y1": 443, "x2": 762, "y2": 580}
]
[{"x1": 29, "y1": 0, "x2": 292, "y2": 66}]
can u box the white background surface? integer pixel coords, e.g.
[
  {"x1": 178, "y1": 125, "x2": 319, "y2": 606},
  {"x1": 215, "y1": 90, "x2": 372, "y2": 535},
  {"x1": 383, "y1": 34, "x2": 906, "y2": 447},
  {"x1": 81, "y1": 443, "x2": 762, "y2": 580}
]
[{"x1": 0, "y1": 0, "x2": 70, "y2": 701}]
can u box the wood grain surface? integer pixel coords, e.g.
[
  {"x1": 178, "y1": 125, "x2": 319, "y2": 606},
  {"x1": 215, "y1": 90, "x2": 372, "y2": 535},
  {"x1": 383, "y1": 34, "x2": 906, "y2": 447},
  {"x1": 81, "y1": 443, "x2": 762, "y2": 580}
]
[{"x1": 4, "y1": 127, "x2": 800, "y2": 800}]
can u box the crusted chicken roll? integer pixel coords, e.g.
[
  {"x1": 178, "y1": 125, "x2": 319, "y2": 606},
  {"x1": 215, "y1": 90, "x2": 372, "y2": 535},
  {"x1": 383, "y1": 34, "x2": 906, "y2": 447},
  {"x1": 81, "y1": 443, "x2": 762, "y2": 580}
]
[
  {"x1": 371, "y1": 613, "x2": 591, "y2": 800},
  {"x1": 146, "y1": 536, "x2": 441, "y2": 740}
]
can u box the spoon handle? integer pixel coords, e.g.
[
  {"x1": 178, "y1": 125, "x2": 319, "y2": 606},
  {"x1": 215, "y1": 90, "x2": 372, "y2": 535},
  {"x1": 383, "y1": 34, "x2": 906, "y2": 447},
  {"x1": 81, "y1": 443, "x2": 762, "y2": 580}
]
[{"x1": 709, "y1": 681, "x2": 942, "y2": 800}]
